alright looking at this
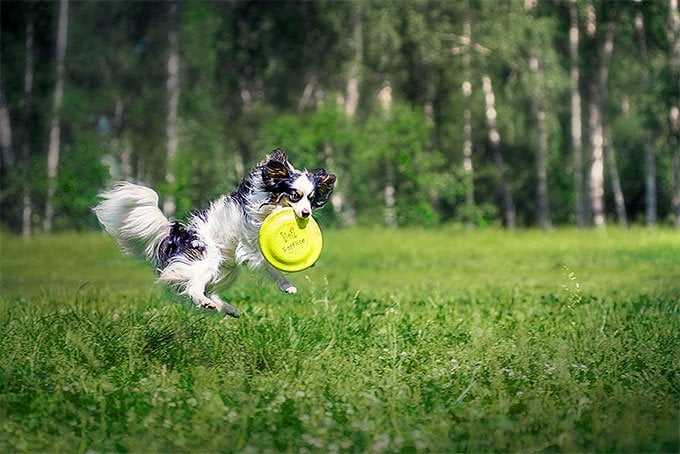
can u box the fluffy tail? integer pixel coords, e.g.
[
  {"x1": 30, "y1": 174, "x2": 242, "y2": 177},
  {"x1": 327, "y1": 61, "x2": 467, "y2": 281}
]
[{"x1": 93, "y1": 182, "x2": 170, "y2": 261}]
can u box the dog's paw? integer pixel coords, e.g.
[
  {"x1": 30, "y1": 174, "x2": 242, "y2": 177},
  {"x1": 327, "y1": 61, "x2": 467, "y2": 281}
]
[
  {"x1": 219, "y1": 303, "x2": 240, "y2": 318},
  {"x1": 207, "y1": 296, "x2": 240, "y2": 318},
  {"x1": 285, "y1": 286, "x2": 298, "y2": 295}
]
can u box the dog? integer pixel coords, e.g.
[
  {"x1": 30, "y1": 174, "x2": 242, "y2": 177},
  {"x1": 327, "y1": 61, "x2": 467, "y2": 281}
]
[{"x1": 93, "y1": 149, "x2": 336, "y2": 318}]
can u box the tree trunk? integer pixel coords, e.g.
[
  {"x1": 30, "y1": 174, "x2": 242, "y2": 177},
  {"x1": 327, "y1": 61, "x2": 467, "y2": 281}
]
[
  {"x1": 671, "y1": 0, "x2": 680, "y2": 226},
  {"x1": 597, "y1": 25, "x2": 624, "y2": 226},
  {"x1": 671, "y1": 107, "x2": 680, "y2": 227},
  {"x1": 22, "y1": 14, "x2": 35, "y2": 238},
  {"x1": 378, "y1": 82, "x2": 396, "y2": 226},
  {"x1": 635, "y1": 3, "x2": 656, "y2": 226},
  {"x1": 482, "y1": 75, "x2": 516, "y2": 229},
  {"x1": 345, "y1": 1, "x2": 363, "y2": 119},
  {"x1": 0, "y1": 89, "x2": 14, "y2": 168},
  {"x1": 586, "y1": 11, "x2": 607, "y2": 228},
  {"x1": 461, "y1": 18, "x2": 475, "y2": 219},
  {"x1": 604, "y1": 128, "x2": 627, "y2": 226},
  {"x1": 298, "y1": 71, "x2": 318, "y2": 113},
  {"x1": 569, "y1": 0, "x2": 585, "y2": 228},
  {"x1": 528, "y1": 52, "x2": 551, "y2": 230},
  {"x1": 163, "y1": 1, "x2": 180, "y2": 217},
  {"x1": 587, "y1": 87, "x2": 605, "y2": 228},
  {"x1": 44, "y1": 0, "x2": 69, "y2": 232},
  {"x1": 526, "y1": 1, "x2": 551, "y2": 230}
]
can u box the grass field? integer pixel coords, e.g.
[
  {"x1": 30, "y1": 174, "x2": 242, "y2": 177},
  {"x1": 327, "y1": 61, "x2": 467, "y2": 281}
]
[{"x1": 1, "y1": 228, "x2": 678, "y2": 452}]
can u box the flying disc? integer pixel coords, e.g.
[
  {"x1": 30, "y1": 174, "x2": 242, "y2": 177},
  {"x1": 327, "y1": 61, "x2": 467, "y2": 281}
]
[{"x1": 258, "y1": 208, "x2": 323, "y2": 272}]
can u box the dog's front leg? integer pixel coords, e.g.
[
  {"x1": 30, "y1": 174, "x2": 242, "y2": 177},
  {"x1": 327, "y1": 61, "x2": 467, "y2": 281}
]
[{"x1": 267, "y1": 266, "x2": 297, "y2": 294}]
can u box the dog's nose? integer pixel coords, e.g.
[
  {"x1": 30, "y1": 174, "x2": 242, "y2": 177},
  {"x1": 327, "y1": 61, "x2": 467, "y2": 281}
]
[{"x1": 301, "y1": 209, "x2": 310, "y2": 218}]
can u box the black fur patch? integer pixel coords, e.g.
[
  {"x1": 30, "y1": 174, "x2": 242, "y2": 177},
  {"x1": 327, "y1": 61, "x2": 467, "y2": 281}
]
[
  {"x1": 261, "y1": 150, "x2": 292, "y2": 193},
  {"x1": 309, "y1": 169, "x2": 337, "y2": 208},
  {"x1": 156, "y1": 222, "x2": 205, "y2": 269},
  {"x1": 190, "y1": 208, "x2": 209, "y2": 222},
  {"x1": 230, "y1": 176, "x2": 254, "y2": 209}
]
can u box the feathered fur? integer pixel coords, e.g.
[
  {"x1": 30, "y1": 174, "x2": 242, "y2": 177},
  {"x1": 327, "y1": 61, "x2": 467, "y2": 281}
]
[{"x1": 93, "y1": 149, "x2": 336, "y2": 318}]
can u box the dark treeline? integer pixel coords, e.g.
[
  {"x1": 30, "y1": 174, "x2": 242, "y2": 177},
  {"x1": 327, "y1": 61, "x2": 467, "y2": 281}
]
[{"x1": 1, "y1": 0, "x2": 679, "y2": 232}]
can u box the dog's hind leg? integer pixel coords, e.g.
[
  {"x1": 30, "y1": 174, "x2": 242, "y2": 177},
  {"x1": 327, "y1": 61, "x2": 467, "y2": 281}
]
[
  {"x1": 160, "y1": 257, "x2": 240, "y2": 318},
  {"x1": 185, "y1": 278, "x2": 240, "y2": 318}
]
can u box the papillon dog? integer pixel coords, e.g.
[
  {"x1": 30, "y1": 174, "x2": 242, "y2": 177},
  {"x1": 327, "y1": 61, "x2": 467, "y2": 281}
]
[{"x1": 93, "y1": 149, "x2": 336, "y2": 318}]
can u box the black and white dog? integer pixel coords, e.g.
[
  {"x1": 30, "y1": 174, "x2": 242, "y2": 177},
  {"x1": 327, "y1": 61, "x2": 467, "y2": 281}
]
[{"x1": 94, "y1": 149, "x2": 336, "y2": 318}]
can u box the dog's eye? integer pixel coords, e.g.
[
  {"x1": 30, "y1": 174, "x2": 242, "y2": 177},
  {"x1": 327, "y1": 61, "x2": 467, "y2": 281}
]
[{"x1": 288, "y1": 190, "x2": 302, "y2": 202}]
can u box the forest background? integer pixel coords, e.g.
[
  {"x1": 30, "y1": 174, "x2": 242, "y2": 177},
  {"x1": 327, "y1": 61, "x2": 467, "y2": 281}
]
[{"x1": 1, "y1": 0, "x2": 679, "y2": 232}]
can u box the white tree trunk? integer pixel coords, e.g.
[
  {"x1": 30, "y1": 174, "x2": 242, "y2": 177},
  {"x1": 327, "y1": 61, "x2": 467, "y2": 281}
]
[
  {"x1": 378, "y1": 82, "x2": 396, "y2": 226},
  {"x1": 461, "y1": 19, "x2": 475, "y2": 216},
  {"x1": 163, "y1": 1, "x2": 180, "y2": 217},
  {"x1": 526, "y1": 0, "x2": 550, "y2": 230},
  {"x1": 482, "y1": 75, "x2": 516, "y2": 229},
  {"x1": 586, "y1": 9, "x2": 608, "y2": 228},
  {"x1": 528, "y1": 53, "x2": 551, "y2": 230},
  {"x1": 635, "y1": 3, "x2": 656, "y2": 226},
  {"x1": 671, "y1": 106, "x2": 680, "y2": 227},
  {"x1": 587, "y1": 89, "x2": 605, "y2": 228},
  {"x1": 0, "y1": 89, "x2": 13, "y2": 169},
  {"x1": 604, "y1": 129, "x2": 627, "y2": 226},
  {"x1": 345, "y1": 2, "x2": 363, "y2": 119},
  {"x1": 44, "y1": 0, "x2": 69, "y2": 232},
  {"x1": 22, "y1": 15, "x2": 35, "y2": 238},
  {"x1": 569, "y1": 0, "x2": 585, "y2": 228}
]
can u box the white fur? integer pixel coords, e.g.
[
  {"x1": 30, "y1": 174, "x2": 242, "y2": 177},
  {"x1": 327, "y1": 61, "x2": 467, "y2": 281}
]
[{"x1": 93, "y1": 182, "x2": 170, "y2": 261}]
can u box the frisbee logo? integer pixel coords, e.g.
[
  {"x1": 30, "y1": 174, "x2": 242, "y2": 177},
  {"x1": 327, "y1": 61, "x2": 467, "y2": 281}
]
[{"x1": 281, "y1": 238, "x2": 306, "y2": 254}]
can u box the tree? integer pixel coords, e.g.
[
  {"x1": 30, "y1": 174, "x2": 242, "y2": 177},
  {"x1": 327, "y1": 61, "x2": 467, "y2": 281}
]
[
  {"x1": 0, "y1": 88, "x2": 14, "y2": 168},
  {"x1": 22, "y1": 10, "x2": 34, "y2": 237},
  {"x1": 482, "y1": 75, "x2": 516, "y2": 229},
  {"x1": 671, "y1": 0, "x2": 680, "y2": 227},
  {"x1": 634, "y1": 0, "x2": 656, "y2": 226},
  {"x1": 569, "y1": 0, "x2": 586, "y2": 228},
  {"x1": 586, "y1": 1, "x2": 606, "y2": 228},
  {"x1": 525, "y1": 0, "x2": 551, "y2": 230},
  {"x1": 43, "y1": 0, "x2": 69, "y2": 232},
  {"x1": 598, "y1": 24, "x2": 628, "y2": 226},
  {"x1": 163, "y1": 1, "x2": 180, "y2": 217}
]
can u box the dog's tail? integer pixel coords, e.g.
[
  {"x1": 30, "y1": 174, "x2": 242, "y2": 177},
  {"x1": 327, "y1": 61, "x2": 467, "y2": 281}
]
[{"x1": 93, "y1": 182, "x2": 170, "y2": 261}]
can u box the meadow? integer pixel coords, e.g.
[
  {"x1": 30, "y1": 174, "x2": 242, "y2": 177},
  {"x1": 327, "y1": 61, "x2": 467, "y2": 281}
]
[{"x1": 0, "y1": 228, "x2": 678, "y2": 452}]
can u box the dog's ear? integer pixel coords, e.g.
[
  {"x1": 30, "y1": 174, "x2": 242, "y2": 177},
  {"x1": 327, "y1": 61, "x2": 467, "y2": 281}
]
[
  {"x1": 268, "y1": 148, "x2": 289, "y2": 164},
  {"x1": 261, "y1": 149, "x2": 291, "y2": 191},
  {"x1": 310, "y1": 169, "x2": 337, "y2": 208}
]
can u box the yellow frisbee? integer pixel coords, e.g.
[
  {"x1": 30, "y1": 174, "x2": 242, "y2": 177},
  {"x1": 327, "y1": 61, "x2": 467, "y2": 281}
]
[{"x1": 259, "y1": 208, "x2": 323, "y2": 272}]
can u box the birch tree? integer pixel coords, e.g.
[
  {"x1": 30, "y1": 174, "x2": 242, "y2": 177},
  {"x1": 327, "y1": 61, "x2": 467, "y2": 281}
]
[
  {"x1": 525, "y1": 0, "x2": 551, "y2": 230},
  {"x1": 379, "y1": 82, "x2": 396, "y2": 226},
  {"x1": 671, "y1": 106, "x2": 680, "y2": 227},
  {"x1": 599, "y1": 25, "x2": 628, "y2": 226},
  {"x1": 163, "y1": 1, "x2": 180, "y2": 217},
  {"x1": 43, "y1": 0, "x2": 69, "y2": 232},
  {"x1": 671, "y1": 0, "x2": 680, "y2": 227},
  {"x1": 482, "y1": 75, "x2": 516, "y2": 229},
  {"x1": 452, "y1": 16, "x2": 476, "y2": 220},
  {"x1": 586, "y1": 1, "x2": 606, "y2": 228},
  {"x1": 569, "y1": 0, "x2": 586, "y2": 227},
  {"x1": 634, "y1": 1, "x2": 656, "y2": 226},
  {"x1": 0, "y1": 89, "x2": 13, "y2": 168},
  {"x1": 22, "y1": 12, "x2": 34, "y2": 237}
]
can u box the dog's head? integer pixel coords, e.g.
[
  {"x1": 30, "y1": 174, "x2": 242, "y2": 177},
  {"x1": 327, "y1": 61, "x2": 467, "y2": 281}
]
[{"x1": 260, "y1": 148, "x2": 336, "y2": 219}]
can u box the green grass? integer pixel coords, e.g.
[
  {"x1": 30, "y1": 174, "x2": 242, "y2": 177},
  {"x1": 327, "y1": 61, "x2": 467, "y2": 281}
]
[{"x1": 1, "y1": 228, "x2": 678, "y2": 452}]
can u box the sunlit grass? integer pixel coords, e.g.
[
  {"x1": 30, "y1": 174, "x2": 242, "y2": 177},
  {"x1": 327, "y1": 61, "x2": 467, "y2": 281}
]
[{"x1": 1, "y1": 228, "x2": 678, "y2": 451}]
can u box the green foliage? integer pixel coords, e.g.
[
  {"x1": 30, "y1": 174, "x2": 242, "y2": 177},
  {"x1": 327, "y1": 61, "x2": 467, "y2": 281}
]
[
  {"x1": 0, "y1": 0, "x2": 678, "y2": 230},
  {"x1": 1, "y1": 229, "x2": 678, "y2": 451},
  {"x1": 54, "y1": 135, "x2": 109, "y2": 230}
]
